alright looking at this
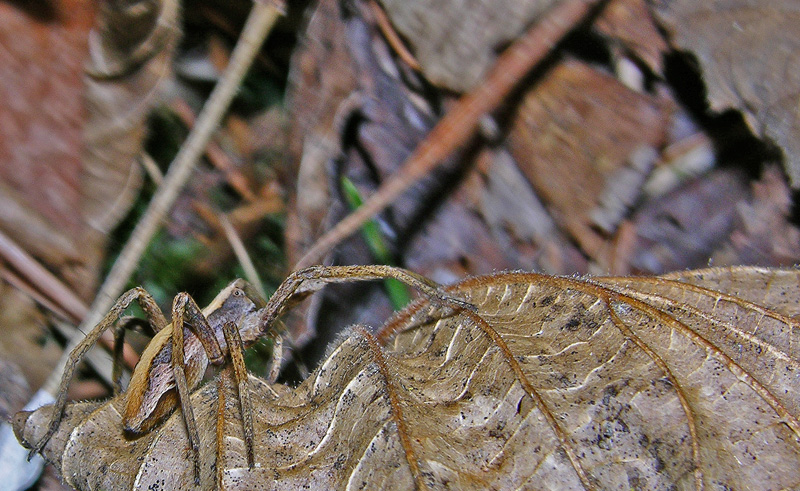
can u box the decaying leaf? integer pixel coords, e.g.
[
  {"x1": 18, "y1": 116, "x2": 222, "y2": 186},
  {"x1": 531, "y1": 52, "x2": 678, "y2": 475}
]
[
  {"x1": 377, "y1": 0, "x2": 561, "y2": 91},
  {"x1": 508, "y1": 59, "x2": 669, "y2": 256},
  {"x1": 594, "y1": 0, "x2": 668, "y2": 73},
  {"x1": 651, "y1": 1, "x2": 800, "y2": 187},
  {"x1": 0, "y1": 0, "x2": 97, "y2": 296},
  {"x1": 627, "y1": 168, "x2": 749, "y2": 274},
  {"x1": 712, "y1": 165, "x2": 800, "y2": 266},
  {"x1": 16, "y1": 266, "x2": 800, "y2": 489},
  {"x1": 0, "y1": 0, "x2": 179, "y2": 300},
  {"x1": 81, "y1": 0, "x2": 180, "y2": 236},
  {"x1": 285, "y1": 0, "x2": 358, "y2": 265}
]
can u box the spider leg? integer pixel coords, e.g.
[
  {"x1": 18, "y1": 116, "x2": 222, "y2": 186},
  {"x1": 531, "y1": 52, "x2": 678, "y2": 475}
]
[
  {"x1": 171, "y1": 293, "x2": 226, "y2": 485},
  {"x1": 221, "y1": 321, "x2": 255, "y2": 468},
  {"x1": 229, "y1": 278, "x2": 295, "y2": 385},
  {"x1": 31, "y1": 287, "x2": 167, "y2": 458},
  {"x1": 109, "y1": 317, "x2": 139, "y2": 395},
  {"x1": 215, "y1": 368, "x2": 229, "y2": 490},
  {"x1": 258, "y1": 265, "x2": 474, "y2": 335},
  {"x1": 110, "y1": 315, "x2": 162, "y2": 394},
  {"x1": 267, "y1": 333, "x2": 283, "y2": 384}
]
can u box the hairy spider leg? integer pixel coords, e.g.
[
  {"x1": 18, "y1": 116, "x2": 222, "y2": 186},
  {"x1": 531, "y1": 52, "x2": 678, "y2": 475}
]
[
  {"x1": 31, "y1": 287, "x2": 168, "y2": 459},
  {"x1": 170, "y1": 286, "x2": 265, "y2": 484},
  {"x1": 222, "y1": 320, "x2": 255, "y2": 468},
  {"x1": 257, "y1": 265, "x2": 475, "y2": 337},
  {"x1": 170, "y1": 292, "x2": 229, "y2": 485}
]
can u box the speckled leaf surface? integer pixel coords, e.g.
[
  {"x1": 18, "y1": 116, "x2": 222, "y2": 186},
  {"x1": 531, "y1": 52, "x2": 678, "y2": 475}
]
[{"x1": 16, "y1": 266, "x2": 800, "y2": 489}]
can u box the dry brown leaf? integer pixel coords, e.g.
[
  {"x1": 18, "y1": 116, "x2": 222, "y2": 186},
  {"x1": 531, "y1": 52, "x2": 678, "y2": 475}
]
[
  {"x1": 594, "y1": 0, "x2": 668, "y2": 72},
  {"x1": 283, "y1": 0, "x2": 365, "y2": 349},
  {"x1": 711, "y1": 165, "x2": 800, "y2": 267},
  {"x1": 285, "y1": 0, "x2": 359, "y2": 266},
  {"x1": 0, "y1": 0, "x2": 178, "y2": 303},
  {"x1": 378, "y1": 0, "x2": 561, "y2": 91},
  {"x1": 80, "y1": 0, "x2": 180, "y2": 236},
  {"x1": 508, "y1": 60, "x2": 669, "y2": 257},
  {"x1": 651, "y1": 1, "x2": 800, "y2": 186},
  {"x1": 627, "y1": 168, "x2": 749, "y2": 274},
  {"x1": 16, "y1": 266, "x2": 800, "y2": 489},
  {"x1": 0, "y1": 1, "x2": 96, "y2": 294},
  {"x1": 284, "y1": 0, "x2": 489, "y2": 351}
]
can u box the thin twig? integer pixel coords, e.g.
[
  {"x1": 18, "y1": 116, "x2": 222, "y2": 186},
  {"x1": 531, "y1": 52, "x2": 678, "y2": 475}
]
[
  {"x1": 0, "y1": 241, "x2": 139, "y2": 373},
  {"x1": 0, "y1": 229, "x2": 88, "y2": 321},
  {"x1": 368, "y1": 0, "x2": 421, "y2": 71},
  {"x1": 0, "y1": 269, "x2": 129, "y2": 387},
  {"x1": 41, "y1": 1, "x2": 285, "y2": 397},
  {"x1": 171, "y1": 99, "x2": 258, "y2": 201},
  {"x1": 295, "y1": 0, "x2": 600, "y2": 269},
  {"x1": 139, "y1": 152, "x2": 165, "y2": 186},
  {"x1": 219, "y1": 214, "x2": 266, "y2": 298},
  {"x1": 0, "y1": 268, "x2": 72, "y2": 322},
  {"x1": 0, "y1": 232, "x2": 139, "y2": 369}
]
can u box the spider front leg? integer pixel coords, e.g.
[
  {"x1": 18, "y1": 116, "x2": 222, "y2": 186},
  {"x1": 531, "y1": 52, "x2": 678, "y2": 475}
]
[
  {"x1": 169, "y1": 288, "x2": 259, "y2": 484},
  {"x1": 30, "y1": 287, "x2": 168, "y2": 458},
  {"x1": 221, "y1": 320, "x2": 255, "y2": 468},
  {"x1": 258, "y1": 265, "x2": 475, "y2": 330},
  {"x1": 170, "y1": 293, "x2": 224, "y2": 485}
]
